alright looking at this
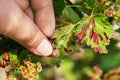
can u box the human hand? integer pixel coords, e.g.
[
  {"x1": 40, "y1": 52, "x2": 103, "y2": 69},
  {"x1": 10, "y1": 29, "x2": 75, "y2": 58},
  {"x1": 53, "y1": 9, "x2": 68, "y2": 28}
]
[{"x1": 0, "y1": 0, "x2": 56, "y2": 56}]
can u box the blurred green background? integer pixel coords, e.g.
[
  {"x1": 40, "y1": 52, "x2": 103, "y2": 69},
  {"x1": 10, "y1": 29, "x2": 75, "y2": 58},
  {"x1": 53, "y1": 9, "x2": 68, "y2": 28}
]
[{"x1": 39, "y1": 39, "x2": 120, "y2": 80}]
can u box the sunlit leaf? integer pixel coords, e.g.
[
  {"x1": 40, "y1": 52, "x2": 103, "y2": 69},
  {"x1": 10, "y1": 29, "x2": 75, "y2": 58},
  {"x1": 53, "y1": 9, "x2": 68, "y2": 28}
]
[{"x1": 54, "y1": 23, "x2": 75, "y2": 48}]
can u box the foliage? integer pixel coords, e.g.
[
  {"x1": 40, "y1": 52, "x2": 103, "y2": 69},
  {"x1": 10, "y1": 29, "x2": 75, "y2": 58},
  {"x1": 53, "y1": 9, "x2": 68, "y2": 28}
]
[{"x1": 0, "y1": 0, "x2": 120, "y2": 80}]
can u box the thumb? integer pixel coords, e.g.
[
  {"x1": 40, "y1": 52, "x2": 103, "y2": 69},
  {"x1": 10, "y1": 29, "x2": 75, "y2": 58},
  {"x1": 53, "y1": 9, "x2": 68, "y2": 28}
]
[{"x1": 2, "y1": 13, "x2": 53, "y2": 56}]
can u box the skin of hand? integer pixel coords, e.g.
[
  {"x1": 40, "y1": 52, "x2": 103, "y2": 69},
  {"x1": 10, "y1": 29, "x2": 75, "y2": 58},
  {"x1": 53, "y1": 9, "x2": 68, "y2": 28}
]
[{"x1": 0, "y1": 0, "x2": 56, "y2": 56}]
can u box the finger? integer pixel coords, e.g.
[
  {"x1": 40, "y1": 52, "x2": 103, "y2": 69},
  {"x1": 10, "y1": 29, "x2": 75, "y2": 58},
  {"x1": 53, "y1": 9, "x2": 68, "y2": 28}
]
[
  {"x1": 4, "y1": 14, "x2": 52, "y2": 56},
  {"x1": 0, "y1": 2, "x2": 53, "y2": 56},
  {"x1": 30, "y1": 0, "x2": 55, "y2": 37},
  {"x1": 15, "y1": 0, "x2": 29, "y2": 11},
  {"x1": 25, "y1": 7, "x2": 34, "y2": 20},
  {"x1": 15, "y1": 0, "x2": 34, "y2": 20}
]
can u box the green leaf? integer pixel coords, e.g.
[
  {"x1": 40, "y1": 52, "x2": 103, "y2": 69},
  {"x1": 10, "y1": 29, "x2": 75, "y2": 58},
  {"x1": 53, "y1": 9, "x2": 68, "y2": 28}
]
[
  {"x1": 20, "y1": 49, "x2": 30, "y2": 59},
  {"x1": 59, "y1": 46, "x2": 69, "y2": 58},
  {"x1": 9, "y1": 71, "x2": 22, "y2": 80},
  {"x1": 94, "y1": 14, "x2": 107, "y2": 20},
  {"x1": 32, "y1": 56, "x2": 41, "y2": 63},
  {"x1": 94, "y1": 16, "x2": 113, "y2": 38},
  {"x1": 10, "y1": 49, "x2": 18, "y2": 61},
  {"x1": 94, "y1": 15, "x2": 113, "y2": 53},
  {"x1": 116, "y1": 0, "x2": 120, "y2": 7},
  {"x1": 76, "y1": 16, "x2": 90, "y2": 33},
  {"x1": 116, "y1": 28, "x2": 120, "y2": 33},
  {"x1": 86, "y1": 26, "x2": 97, "y2": 48},
  {"x1": 53, "y1": 0, "x2": 66, "y2": 15},
  {"x1": 76, "y1": 14, "x2": 113, "y2": 53},
  {"x1": 61, "y1": 6, "x2": 81, "y2": 23},
  {"x1": 0, "y1": 56, "x2": 2, "y2": 62},
  {"x1": 54, "y1": 23, "x2": 75, "y2": 48},
  {"x1": 84, "y1": 0, "x2": 96, "y2": 9}
]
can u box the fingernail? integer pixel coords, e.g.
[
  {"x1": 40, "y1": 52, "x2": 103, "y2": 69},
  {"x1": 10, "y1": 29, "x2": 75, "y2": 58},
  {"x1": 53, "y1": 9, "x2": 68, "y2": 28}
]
[{"x1": 36, "y1": 39, "x2": 53, "y2": 56}]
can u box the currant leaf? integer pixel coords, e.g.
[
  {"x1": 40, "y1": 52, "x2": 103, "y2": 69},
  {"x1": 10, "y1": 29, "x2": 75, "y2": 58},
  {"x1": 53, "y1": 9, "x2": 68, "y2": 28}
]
[
  {"x1": 54, "y1": 23, "x2": 75, "y2": 48},
  {"x1": 76, "y1": 16, "x2": 90, "y2": 33},
  {"x1": 76, "y1": 14, "x2": 114, "y2": 53},
  {"x1": 61, "y1": 6, "x2": 81, "y2": 24}
]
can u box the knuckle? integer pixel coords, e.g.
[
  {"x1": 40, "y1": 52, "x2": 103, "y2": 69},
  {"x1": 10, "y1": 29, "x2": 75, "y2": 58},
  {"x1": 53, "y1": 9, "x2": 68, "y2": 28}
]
[{"x1": 25, "y1": 31, "x2": 43, "y2": 49}]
